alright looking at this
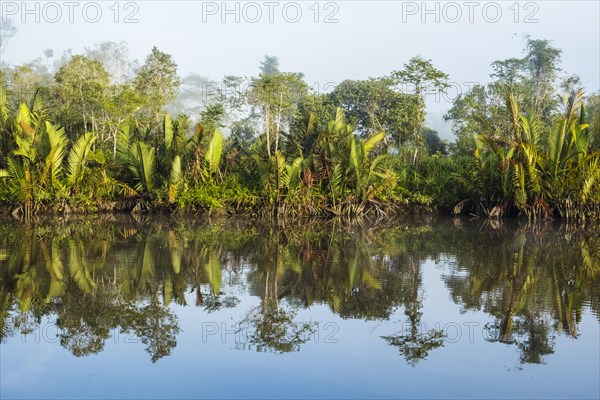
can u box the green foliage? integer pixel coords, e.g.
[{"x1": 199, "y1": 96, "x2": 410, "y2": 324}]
[
  {"x1": 0, "y1": 39, "x2": 597, "y2": 221},
  {"x1": 167, "y1": 155, "x2": 182, "y2": 203},
  {"x1": 67, "y1": 132, "x2": 97, "y2": 192},
  {"x1": 164, "y1": 113, "x2": 173, "y2": 152},
  {"x1": 133, "y1": 46, "x2": 181, "y2": 127},
  {"x1": 460, "y1": 89, "x2": 600, "y2": 219},
  {"x1": 205, "y1": 129, "x2": 223, "y2": 176},
  {"x1": 54, "y1": 56, "x2": 110, "y2": 137},
  {"x1": 127, "y1": 141, "x2": 156, "y2": 195},
  {"x1": 248, "y1": 70, "x2": 308, "y2": 156},
  {"x1": 328, "y1": 78, "x2": 414, "y2": 146},
  {"x1": 446, "y1": 37, "x2": 564, "y2": 156},
  {"x1": 40, "y1": 121, "x2": 68, "y2": 192}
]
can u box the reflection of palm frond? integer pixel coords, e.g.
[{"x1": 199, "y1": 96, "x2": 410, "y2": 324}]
[
  {"x1": 204, "y1": 253, "x2": 221, "y2": 295},
  {"x1": 68, "y1": 240, "x2": 96, "y2": 293}
]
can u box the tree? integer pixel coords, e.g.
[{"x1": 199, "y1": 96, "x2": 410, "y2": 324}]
[
  {"x1": 445, "y1": 38, "x2": 564, "y2": 156},
  {"x1": 102, "y1": 83, "x2": 141, "y2": 159},
  {"x1": 392, "y1": 56, "x2": 449, "y2": 165},
  {"x1": 199, "y1": 103, "x2": 225, "y2": 135},
  {"x1": 85, "y1": 41, "x2": 136, "y2": 85},
  {"x1": 43, "y1": 49, "x2": 54, "y2": 70},
  {"x1": 444, "y1": 84, "x2": 507, "y2": 155},
  {"x1": 287, "y1": 92, "x2": 333, "y2": 157},
  {"x1": 328, "y1": 78, "x2": 414, "y2": 146},
  {"x1": 54, "y1": 55, "x2": 110, "y2": 138},
  {"x1": 133, "y1": 47, "x2": 181, "y2": 130},
  {"x1": 259, "y1": 55, "x2": 280, "y2": 76},
  {"x1": 586, "y1": 92, "x2": 600, "y2": 151},
  {"x1": 8, "y1": 65, "x2": 47, "y2": 109},
  {"x1": 167, "y1": 73, "x2": 210, "y2": 119},
  {"x1": 524, "y1": 38, "x2": 562, "y2": 119},
  {"x1": 422, "y1": 129, "x2": 448, "y2": 155},
  {"x1": 248, "y1": 71, "x2": 307, "y2": 156},
  {"x1": 0, "y1": 19, "x2": 17, "y2": 57},
  {"x1": 0, "y1": 70, "x2": 10, "y2": 166}
]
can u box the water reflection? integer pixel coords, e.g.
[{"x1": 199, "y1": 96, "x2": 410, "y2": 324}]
[{"x1": 0, "y1": 216, "x2": 598, "y2": 366}]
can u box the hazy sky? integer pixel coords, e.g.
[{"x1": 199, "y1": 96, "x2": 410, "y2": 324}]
[{"x1": 1, "y1": 0, "x2": 599, "y2": 138}]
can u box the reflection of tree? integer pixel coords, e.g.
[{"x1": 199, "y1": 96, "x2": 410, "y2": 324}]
[
  {"x1": 242, "y1": 299, "x2": 315, "y2": 353},
  {"x1": 122, "y1": 300, "x2": 180, "y2": 363},
  {"x1": 443, "y1": 222, "x2": 599, "y2": 365},
  {"x1": 56, "y1": 279, "x2": 120, "y2": 357},
  {"x1": 267, "y1": 227, "x2": 408, "y2": 321},
  {"x1": 0, "y1": 220, "x2": 182, "y2": 362},
  {"x1": 382, "y1": 328, "x2": 445, "y2": 367},
  {"x1": 53, "y1": 278, "x2": 180, "y2": 362},
  {"x1": 0, "y1": 287, "x2": 11, "y2": 339},
  {"x1": 381, "y1": 259, "x2": 444, "y2": 366},
  {"x1": 243, "y1": 231, "x2": 316, "y2": 353},
  {"x1": 0, "y1": 216, "x2": 598, "y2": 366}
]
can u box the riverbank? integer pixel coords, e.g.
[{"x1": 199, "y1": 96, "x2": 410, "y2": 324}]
[{"x1": 2, "y1": 196, "x2": 599, "y2": 224}]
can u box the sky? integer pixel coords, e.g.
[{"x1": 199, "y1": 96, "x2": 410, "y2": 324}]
[{"x1": 1, "y1": 0, "x2": 599, "y2": 139}]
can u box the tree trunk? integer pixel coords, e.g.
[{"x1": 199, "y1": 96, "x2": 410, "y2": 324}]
[{"x1": 265, "y1": 107, "x2": 271, "y2": 157}]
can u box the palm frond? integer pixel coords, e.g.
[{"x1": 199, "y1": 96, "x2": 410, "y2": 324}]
[
  {"x1": 287, "y1": 157, "x2": 303, "y2": 192},
  {"x1": 205, "y1": 128, "x2": 223, "y2": 175},
  {"x1": 362, "y1": 132, "x2": 385, "y2": 155},
  {"x1": 164, "y1": 113, "x2": 173, "y2": 152},
  {"x1": 167, "y1": 155, "x2": 182, "y2": 203},
  {"x1": 67, "y1": 132, "x2": 97, "y2": 191},
  {"x1": 129, "y1": 141, "x2": 156, "y2": 194},
  {"x1": 41, "y1": 121, "x2": 68, "y2": 189}
]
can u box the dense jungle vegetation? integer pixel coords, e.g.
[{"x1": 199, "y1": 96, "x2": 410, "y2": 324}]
[{"x1": 1, "y1": 37, "x2": 599, "y2": 220}]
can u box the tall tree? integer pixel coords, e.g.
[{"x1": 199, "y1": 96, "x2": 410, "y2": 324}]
[
  {"x1": 422, "y1": 129, "x2": 448, "y2": 155},
  {"x1": 259, "y1": 55, "x2": 280, "y2": 76},
  {"x1": 54, "y1": 55, "x2": 110, "y2": 138},
  {"x1": 328, "y1": 78, "x2": 414, "y2": 146},
  {"x1": 0, "y1": 19, "x2": 17, "y2": 57},
  {"x1": 392, "y1": 57, "x2": 449, "y2": 165},
  {"x1": 133, "y1": 47, "x2": 181, "y2": 130},
  {"x1": 248, "y1": 71, "x2": 307, "y2": 156},
  {"x1": 524, "y1": 39, "x2": 562, "y2": 119},
  {"x1": 444, "y1": 84, "x2": 508, "y2": 155},
  {"x1": 445, "y1": 38, "x2": 564, "y2": 155},
  {"x1": 167, "y1": 73, "x2": 210, "y2": 119},
  {"x1": 585, "y1": 92, "x2": 600, "y2": 151},
  {"x1": 85, "y1": 41, "x2": 136, "y2": 85}
]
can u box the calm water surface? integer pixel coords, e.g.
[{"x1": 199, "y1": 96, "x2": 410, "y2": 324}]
[{"x1": 0, "y1": 216, "x2": 599, "y2": 399}]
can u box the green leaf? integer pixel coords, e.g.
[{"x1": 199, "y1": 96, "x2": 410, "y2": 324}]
[
  {"x1": 287, "y1": 157, "x2": 303, "y2": 192},
  {"x1": 350, "y1": 137, "x2": 359, "y2": 174},
  {"x1": 67, "y1": 132, "x2": 97, "y2": 190},
  {"x1": 15, "y1": 103, "x2": 32, "y2": 136},
  {"x1": 45, "y1": 121, "x2": 67, "y2": 150},
  {"x1": 129, "y1": 141, "x2": 156, "y2": 194},
  {"x1": 164, "y1": 113, "x2": 173, "y2": 152},
  {"x1": 205, "y1": 128, "x2": 223, "y2": 174},
  {"x1": 42, "y1": 122, "x2": 68, "y2": 189},
  {"x1": 116, "y1": 124, "x2": 132, "y2": 165},
  {"x1": 362, "y1": 132, "x2": 385, "y2": 155},
  {"x1": 167, "y1": 155, "x2": 182, "y2": 203}
]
